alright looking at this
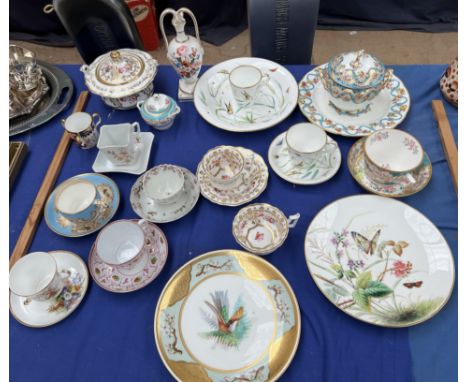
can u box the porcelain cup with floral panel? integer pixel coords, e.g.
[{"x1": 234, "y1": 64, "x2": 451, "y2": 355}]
[
  {"x1": 97, "y1": 122, "x2": 141, "y2": 166},
  {"x1": 285, "y1": 123, "x2": 338, "y2": 164},
  {"x1": 61, "y1": 111, "x2": 101, "y2": 149},
  {"x1": 229, "y1": 65, "x2": 267, "y2": 106},
  {"x1": 233, "y1": 203, "x2": 300, "y2": 255},
  {"x1": 142, "y1": 165, "x2": 185, "y2": 206},
  {"x1": 9, "y1": 252, "x2": 65, "y2": 302},
  {"x1": 364, "y1": 130, "x2": 424, "y2": 183},
  {"x1": 54, "y1": 178, "x2": 102, "y2": 224},
  {"x1": 96, "y1": 219, "x2": 150, "y2": 271},
  {"x1": 201, "y1": 145, "x2": 246, "y2": 189}
]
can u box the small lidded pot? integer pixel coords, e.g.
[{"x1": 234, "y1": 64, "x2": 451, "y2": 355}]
[
  {"x1": 137, "y1": 93, "x2": 181, "y2": 130},
  {"x1": 81, "y1": 49, "x2": 158, "y2": 110},
  {"x1": 319, "y1": 50, "x2": 392, "y2": 116}
]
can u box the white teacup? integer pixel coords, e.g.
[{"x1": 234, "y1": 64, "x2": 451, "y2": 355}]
[
  {"x1": 229, "y1": 65, "x2": 266, "y2": 105},
  {"x1": 142, "y1": 165, "x2": 185, "y2": 205},
  {"x1": 96, "y1": 219, "x2": 149, "y2": 270},
  {"x1": 61, "y1": 112, "x2": 101, "y2": 149},
  {"x1": 285, "y1": 123, "x2": 337, "y2": 163},
  {"x1": 97, "y1": 122, "x2": 141, "y2": 166},
  {"x1": 54, "y1": 178, "x2": 101, "y2": 223},
  {"x1": 9, "y1": 252, "x2": 64, "y2": 302}
]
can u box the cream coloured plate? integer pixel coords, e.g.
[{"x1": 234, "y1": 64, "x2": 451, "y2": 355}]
[
  {"x1": 154, "y1": 250, "x2": 300, "y2": 382},
  {"x1": 194, "y1": 57, "x2": 298, "y2": 132},
  {"x1": 304, "y1": 195, "x2": 454, "y2": 327}
]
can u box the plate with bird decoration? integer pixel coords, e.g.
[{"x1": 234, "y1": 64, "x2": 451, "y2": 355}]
[
  {"x1": 194, "y1": 57, "x2": 298, "y2": 132},
  {"x1": 154, "y1": 249, "x2": 300, "y2": 382},
  {"x1": 304, "y1": 195, "x2": 455, "y2": 327}
]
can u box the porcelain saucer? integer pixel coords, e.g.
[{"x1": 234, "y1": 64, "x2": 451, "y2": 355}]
[
  {"x1": 298, "y1": 64, "x2": 410, "y2": 137},
  {"x1": 197, "y1": 147, "x2": 269, "y2": 206},
  {"x1": 130, "y1": 166, "x2": 200, "y2": 223},
  {"x1": 44, "y1": 173, "x2": 120, "y2": 237},
  {"x1": 348, "y1": 138, "x2": 432, "y2": 197},
  {"x1": 92, "y1": 132, "x2": 154, "y2": 175},
  {"x1": 89, "y1": 220, "x2": 168, "y2": 293},
  {"x1": 268, "y1": 131, "x2": 341, "y2": 185},
  {"x1": 194, "y1": 57, "x2": 298, "y2": 132},
  {"x1": 10, "y1": 250, "x2": 89, "y2": 328}
]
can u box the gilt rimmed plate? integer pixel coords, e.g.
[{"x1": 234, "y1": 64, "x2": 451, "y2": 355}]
[
  {"x1": 44, "y1": 173, "x2": 120, "y2": 237},
  {"x1": 194, "y1": 57, "x2": 298, "y2": 132},
  {"x1": 197, "y1": 147, "x2": 268, "y2": 206},
  {"x1": 347, "y1": 138, "x2": 432, "y2": 197},
  {"x1": 268, "y1": 131, "x2": 341, "y2": 185},
  {"x1": 10, "y1": 250, "x2": 88, "y2": 328},
  {"x1": 154, "y1": 249, "x2": 300, "y2": 382},
  {"x1": 130, "y1": 166, "x2": 200, "y2": 223},
  {"x1": 298, "y1": 65, "x2": 410, "y2": 137},
  {"x1": 304, "y1": 195, "x2": 455, "y2": 327},
  {"x1": 89, "y1": 220, "x2": 168, "y2": 293}
]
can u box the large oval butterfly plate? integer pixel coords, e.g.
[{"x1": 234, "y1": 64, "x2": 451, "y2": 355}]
[{"x1": 304, "y1": 195, "x2": 455, "y2": 327}]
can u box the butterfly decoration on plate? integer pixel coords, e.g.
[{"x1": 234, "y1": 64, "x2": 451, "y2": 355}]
[
  {"x1": 351, "y1": 230, "x2": 381, "y2": 255},
  {"x1": 403, "y1": 281, "x2": 423, "y2": 289}
]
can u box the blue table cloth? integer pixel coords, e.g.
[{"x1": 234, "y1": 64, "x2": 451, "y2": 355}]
[{"x1": 10, "y1": 64, "x2": 457, "y2": 382}]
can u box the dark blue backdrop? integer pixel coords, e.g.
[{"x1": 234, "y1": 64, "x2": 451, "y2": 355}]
[{"x1": 10, "y1": 64, "x2": 457, "y2": 382}]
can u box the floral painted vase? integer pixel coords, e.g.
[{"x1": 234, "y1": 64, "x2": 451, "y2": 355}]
[{"x1": 159, "y1": 7, "x2": 204, "y2": 99}]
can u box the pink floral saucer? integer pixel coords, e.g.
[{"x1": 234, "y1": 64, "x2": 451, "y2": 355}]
[{"x1": 88, "y1": 220, "x2": 168, "y2": 293}]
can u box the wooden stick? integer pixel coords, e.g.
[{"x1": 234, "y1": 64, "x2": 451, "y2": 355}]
[
  {"x1": 10, "y1": 91, "x2": 90, "y2": 269},
  {"x1": 431, "y1": 100, "x2": 458, "y2": 195}
]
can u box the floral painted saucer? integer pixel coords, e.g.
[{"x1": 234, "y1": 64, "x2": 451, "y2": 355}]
[
  {"x1": 154, "y1": 249, "x2": 300, "y2": 382},
  {"x1": 298, "y1": 64, "x2": 410, "y2": 137},
  {"x1": 304, "y1": 195, "x2": 455, "y2": 327},
  {"x1": 44, "y1": 173, "x2": 120, "y2": 237},
  {"x1": 347, "y1": 139, "x2": 432, "y2": 197},
  {"x1": 130, "y1": 166, "x2": 200, "y2": 223},
  {"x1": 10, "y1": 250, "x2": 89, "y2": 328},
  {"x1": 89, "y1": 220, "x2": 168, "y2": 293},
  {"x1": 268, "y1": 131, "x2": 341, "y2": 185},
  {"x1": 194, "y1": 57, "x2": 298, "y2": 132},
  {"x1": 232, "y1": 203, "x2": 300, "y2": 255},
  {"x1": 92, "y1": 132, "x2": 154, "y2": 175},
  {"x1": 197, "y1": 147, "x2": 269, "y2": 206}
]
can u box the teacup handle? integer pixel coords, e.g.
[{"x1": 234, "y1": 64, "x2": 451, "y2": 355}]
[
  {"x1": 132, "y1": 122, "x2": 141, "y2": 143},
  {"x1": 287, "y1": 213, "x2": 300, "y2": 229},
  {"x1": 137, "y1": 219, "x2": 149, "y2": 230},
  {"x1": 325, "y1": 140, "x2": 338, "y2": 152},
  {"x1": 92, "y1": 113, "x2": 101, "y2": 128}
]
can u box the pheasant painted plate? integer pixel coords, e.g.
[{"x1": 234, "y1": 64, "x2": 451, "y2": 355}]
[
  {"x1": 304, "y1": 195, "x2": 455, "y2": 327},
  {"x1": 298, "y1": 65, "x2": 410, "y2": 137},
  {"x1": 194, "y1": 57, "x2": 298, "y2": 132},
  {"x1": 154, "y1": 250, "x2": 300, "y2": 382}
]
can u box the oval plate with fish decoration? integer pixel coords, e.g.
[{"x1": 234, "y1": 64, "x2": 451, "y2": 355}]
[{"x1": 154, "y1": 249, "x2": 300, "y2": 382}]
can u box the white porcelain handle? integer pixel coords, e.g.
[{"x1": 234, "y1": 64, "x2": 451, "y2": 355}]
[
  {"x1": 287, "y1": 213, "x2": 300, "y2": 229},
  {"x1": 136, "y1": 100, "x2": 144, "y2": 110},
  {"x1": 170, "y1": 105, "x2": 181, "y2": 118},
  {"x1": 137, "y1": 219, "x2": 149, "y2": 229}
]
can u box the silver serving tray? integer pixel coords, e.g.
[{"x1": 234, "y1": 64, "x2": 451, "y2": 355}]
[{"x1": 9, "y1": 61, "x2": 74, "y2": 136}]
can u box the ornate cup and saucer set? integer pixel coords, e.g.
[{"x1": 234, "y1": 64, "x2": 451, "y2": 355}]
[
  {"x1": 88, "y1": 218, "x2": 168, "y2": 293},
  {"x1": 269, "y1": 122, "x2": 342, "y2": 185},
  {"x1": 348, "y1": 129, "x2": 432, "y2": 197},
  {"x1": 44, "y1": 173, "x2": 120, "y2": 237},
  {"x1": 9, "y1": 250, "x2": 89, "y2": 327},
  {"x1": 298, "y1": 50, "x2": 411, "y2": 137},
  {"x1": 196, "y1": 145, "x2": 269, "y2": 206},
  {"x1": 131, "y1": 164, "x2": 200, "y2": 223}
]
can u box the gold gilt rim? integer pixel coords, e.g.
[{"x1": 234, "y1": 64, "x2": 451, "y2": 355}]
[
  {"x1": 96, "y1": 52, "x2": 145, "y2": 86},
  {"x1": 154, "y1": 249, "x2": 301, "y2": 382},
  {"x1": 347, "y1": 138, "x2": 433, "y2": 198},
  {"x1": 303, "y1": 194, "x2": 456, "y2": 328}
]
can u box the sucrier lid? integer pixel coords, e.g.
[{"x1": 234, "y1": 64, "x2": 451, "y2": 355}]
[
  {"x1": 327, "y1": 50, "x2": 386, "y2": 90},
  {"x1": 81, "y1": 49, "x2": 158, "y2": 98},
  {"x1": 140, "y1": 93, "x2": 178, "y2": 119}
]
